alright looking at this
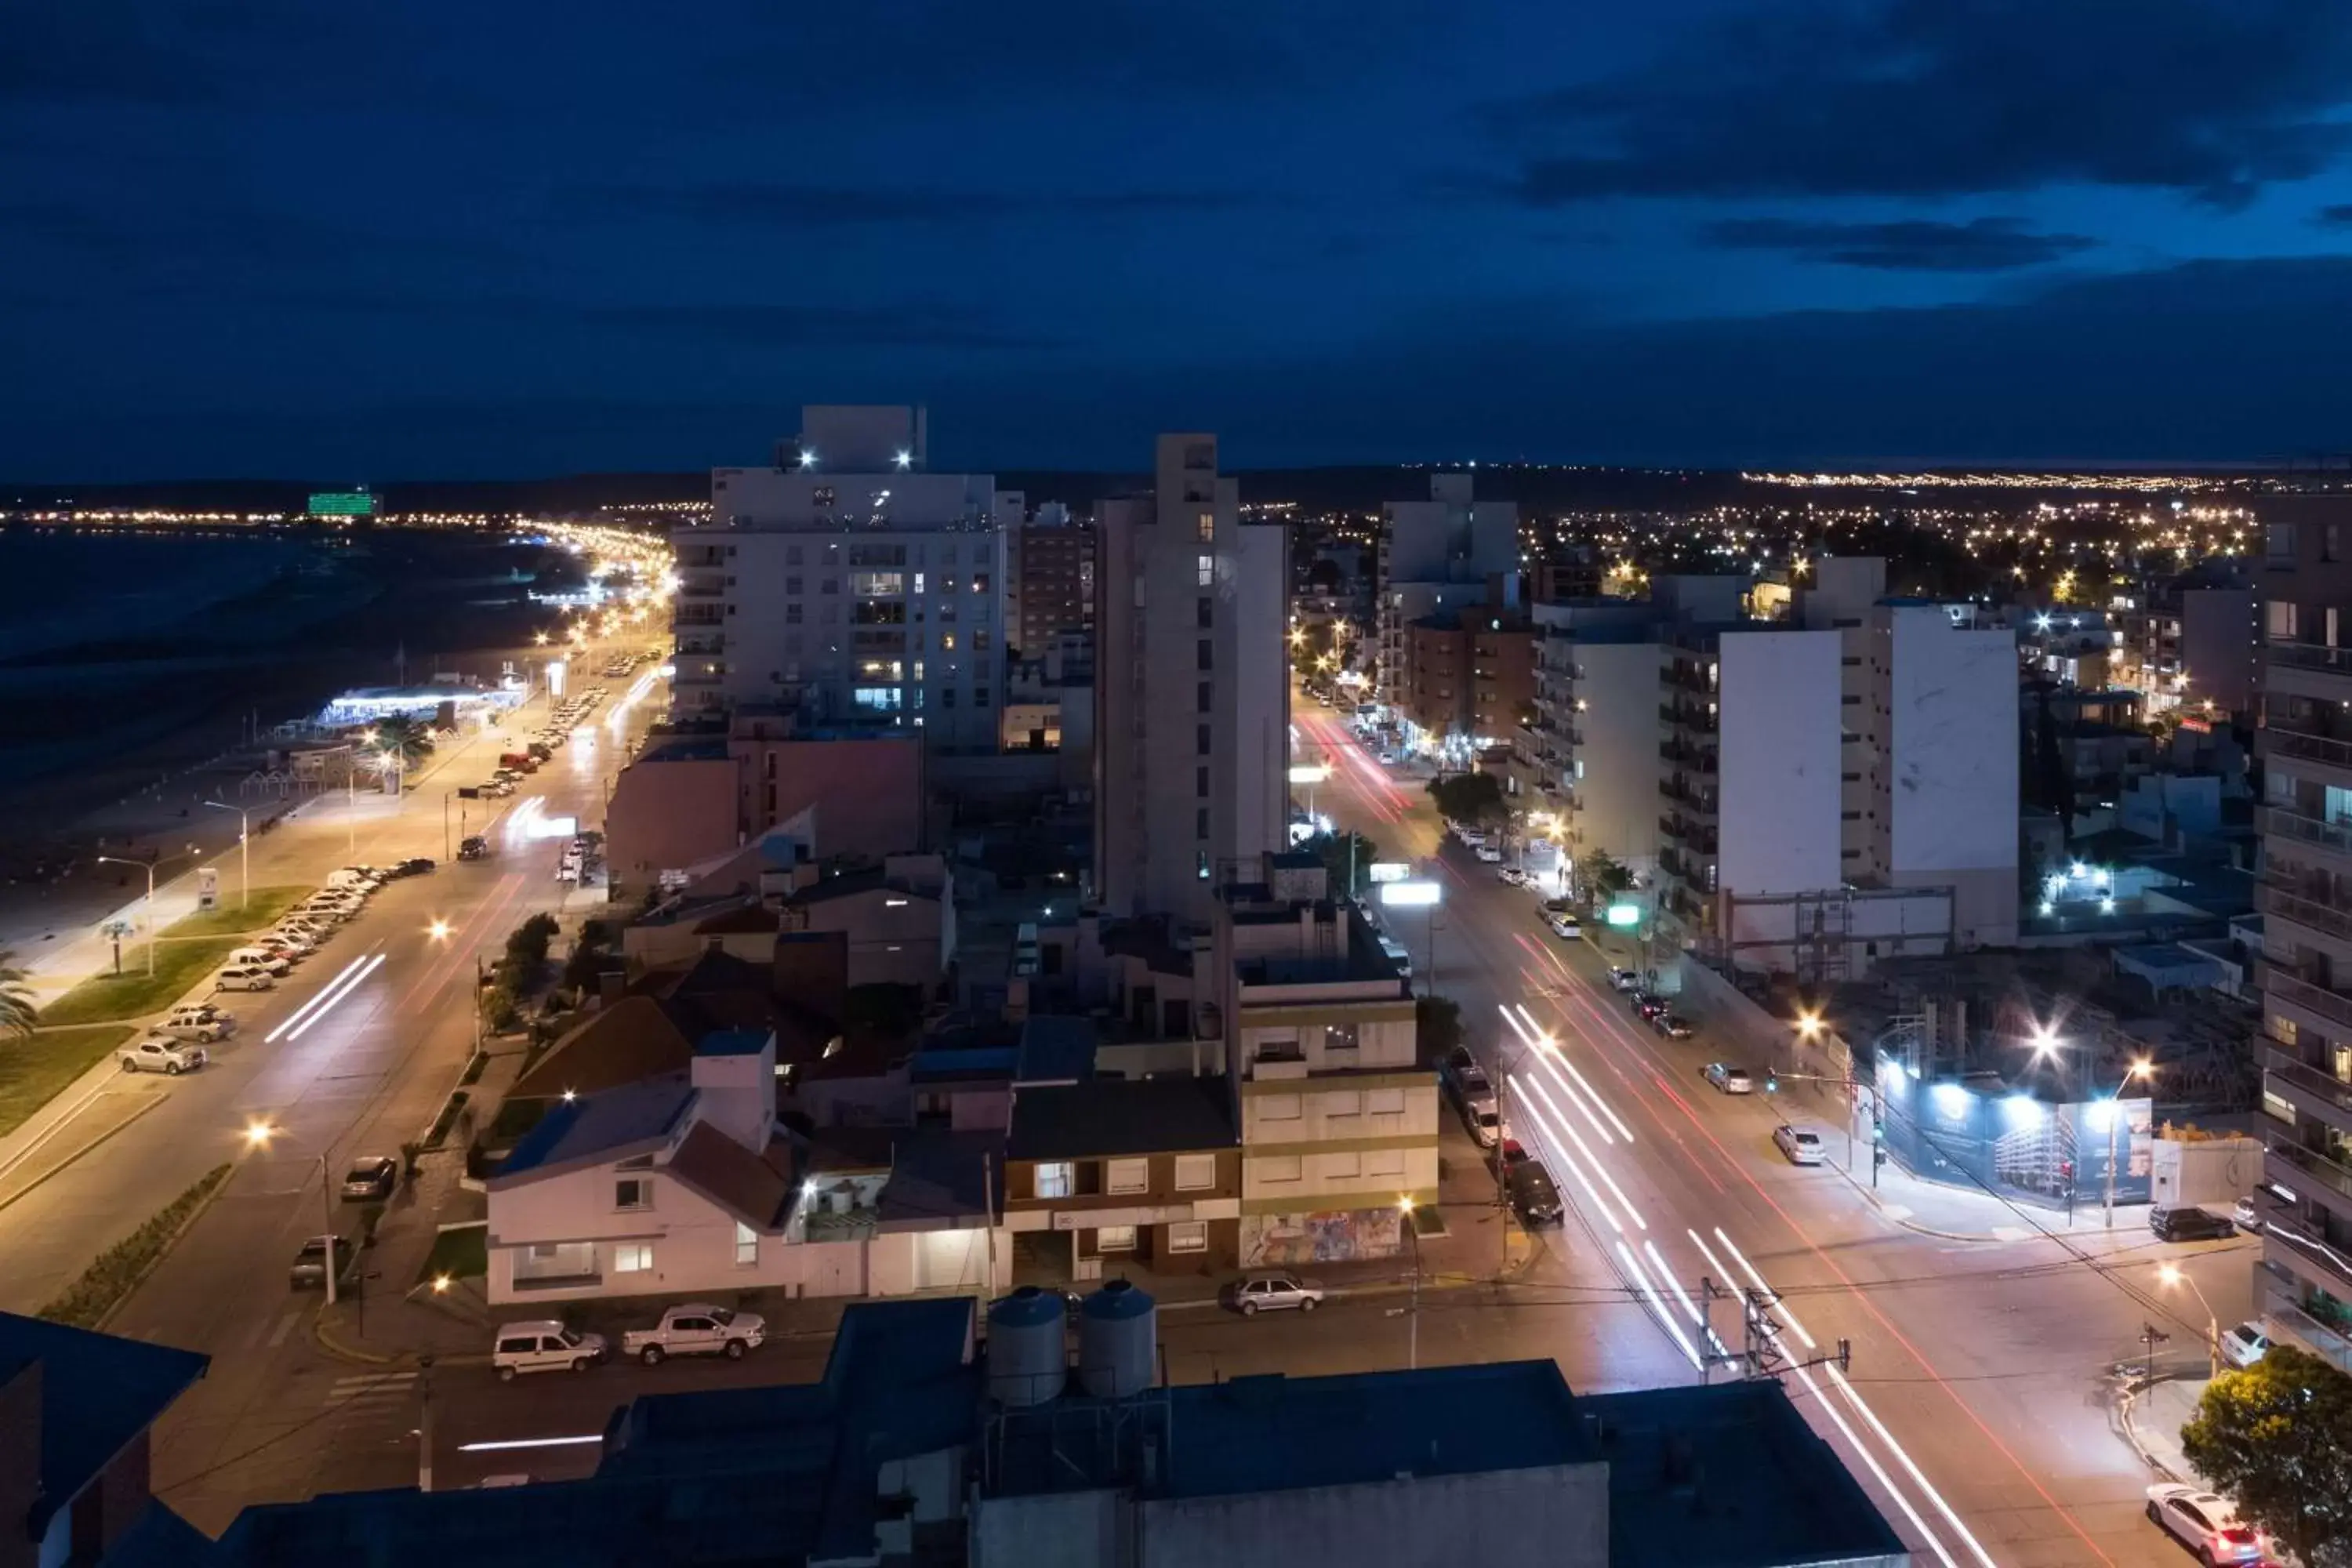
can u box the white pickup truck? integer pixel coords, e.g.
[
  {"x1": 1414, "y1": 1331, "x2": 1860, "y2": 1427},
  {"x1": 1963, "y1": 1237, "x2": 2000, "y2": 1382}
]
[{"x1": 620, "y1": 1304, "x2": 767, "y2": 1365}]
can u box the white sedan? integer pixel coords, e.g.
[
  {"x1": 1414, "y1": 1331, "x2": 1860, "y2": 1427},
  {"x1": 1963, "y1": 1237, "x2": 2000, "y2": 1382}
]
[
  {"x1": 2220, "y1": 1321, "x2": 2270, "y2": 1368},
  {"x1": 1473, "y1": 844, "x2": 1504, "y2": 864},
  {"x1": 2144, "y1": 1484, "x2": 2267, "y2": 1565},
  {"x1": 1773, "y1": 1125, "x2": 1827, "y2": 1166}
]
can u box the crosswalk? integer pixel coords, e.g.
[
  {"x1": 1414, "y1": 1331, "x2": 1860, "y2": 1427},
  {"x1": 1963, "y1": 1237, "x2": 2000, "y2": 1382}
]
[{"x1": 325, "y1": 1370, "x2": 419, "y2": 1439}]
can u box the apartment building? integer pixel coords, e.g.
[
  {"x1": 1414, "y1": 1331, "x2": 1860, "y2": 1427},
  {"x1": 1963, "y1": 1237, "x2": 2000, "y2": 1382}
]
[
  {"x1": 1006, "y1": 503, "x2": 1094, "y2": 660},
  {"x1": 670, "y1": 405, "x2": 1018, "y2": 754},
  {"x1": 1095, "y1": 434, "x2": 1288, "y2": 927},
  {"x1": 1375, "y1": 473, "x2": 1519, "y2": 710},
  {"x1": 2252, "y1": 505, "x2": 2352, "y2": 1375},
  {"x1": 1398, "y1": 597, "x2": 1537, "y2": 745},
  {"x1": 1001, "y1": 1075, "x2": 1240, "y2": 1279},
  {"x1": 1519, "y1": 602, "x2": 1661, "y2": 882},
  {"x1": 1213, "y1": 855, "x2": 1436, "y2": 1265}
]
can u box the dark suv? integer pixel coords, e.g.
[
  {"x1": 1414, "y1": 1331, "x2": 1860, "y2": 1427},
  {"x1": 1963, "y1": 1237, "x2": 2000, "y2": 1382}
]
[
  {"x1": 2149, "y1": 1205, "x2": 2235, "y2": 1243},
  {"x1": 1508, "y1": 1160, "x2": 1564, "y2": 1226}
]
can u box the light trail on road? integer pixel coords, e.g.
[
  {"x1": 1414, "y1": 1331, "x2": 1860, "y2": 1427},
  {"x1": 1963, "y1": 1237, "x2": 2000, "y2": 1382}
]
[
  {"x1": 262, "y1": 954, "x2": 372, "y2": 1044},
  {"x1": 284, "y1": 952, "x2": 386, "y2": 1043}
]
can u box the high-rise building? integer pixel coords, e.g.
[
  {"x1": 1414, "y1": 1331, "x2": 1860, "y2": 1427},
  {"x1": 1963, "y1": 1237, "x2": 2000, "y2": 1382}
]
[
  {"x1": 1007, "y1": 503, "x2": 1094, "y2": 662},
  {"x1": 2251, "y1": 505, "x2": 2352, "y2": 1377},
  {"x1": 670, "y1": 406, "x2": 1018, "y2": 755},
  {"x1": 1095, "y1": 435, "x2": 1287, "y2": 926},
  {"x1": 1398, "y1": 597, "x2": 1537, "y2": 744},
  {"x1": 1374, "y1": 474, "x2": 1518, "y2": 711}
]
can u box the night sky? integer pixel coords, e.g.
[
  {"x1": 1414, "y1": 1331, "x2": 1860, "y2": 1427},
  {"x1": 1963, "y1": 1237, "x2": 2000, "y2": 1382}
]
[{"x1": 7, "y1": 1, "x2": 2352, "y2": 481}]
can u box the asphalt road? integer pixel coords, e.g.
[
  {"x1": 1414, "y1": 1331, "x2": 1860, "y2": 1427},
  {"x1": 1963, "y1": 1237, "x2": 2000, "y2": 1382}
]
[
  {"x1": 1290, "y1": 699, "x2": 2257, "y2": 1568},
  {"x1": 0, "y1": 649, "x2": 666, "y2": 1530}
]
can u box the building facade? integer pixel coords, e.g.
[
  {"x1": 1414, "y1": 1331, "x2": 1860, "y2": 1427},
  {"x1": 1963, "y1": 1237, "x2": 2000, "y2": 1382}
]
[
  {"x1": 671, "y1": 405, "x2": 1017, "y2": 755},
  {"x1": 1007, "y1": 503, "x2": 1094, "y2": 661},
  {"x1": 1399, "y1": 601, "x2": 1537, "y2": 746},
  {"x1": 1095, "y1": 434, "x2": 1288, "y2": 926},
  {"x1": 1002, "y1": 1076, "x2": 1241, "y2": 1279},
  {"x1": 1375, "y1": 473, "x2": 1519, "y2": 710}
]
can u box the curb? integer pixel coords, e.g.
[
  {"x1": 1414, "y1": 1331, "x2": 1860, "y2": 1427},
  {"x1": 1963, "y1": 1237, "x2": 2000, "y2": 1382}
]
[
  {"x1": 1835, "y1": 1162, "x2": 2137, "y2": 1245},
  {"x1": 2114, "y1": 1372, "x2": 2185, "y2": 1483},
  {"x1": 94, "y1": 1163, "x2": 234, "y2": 1332},
  {"x1": 311, "y1": 1310, "x2": 405, "y2": 1367},
  {"x1": 0, "y1": 1094, "x2": 163, "y2": 1216}
]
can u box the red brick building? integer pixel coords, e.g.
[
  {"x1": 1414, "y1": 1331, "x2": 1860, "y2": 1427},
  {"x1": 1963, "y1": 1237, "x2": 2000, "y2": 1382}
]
[{"x1": 1400, "y1": 603, "x2": 1537, "y2": 743}]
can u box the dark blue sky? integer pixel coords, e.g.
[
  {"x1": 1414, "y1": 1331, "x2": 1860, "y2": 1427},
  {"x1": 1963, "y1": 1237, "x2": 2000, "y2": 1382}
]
[{"x1": 6, "y1": 0, "x2": 2352, "y2": 481}]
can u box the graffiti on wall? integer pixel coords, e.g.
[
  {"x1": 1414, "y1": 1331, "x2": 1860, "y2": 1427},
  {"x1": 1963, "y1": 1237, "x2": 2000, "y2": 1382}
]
[{"x1": 1241, "y1": 1207, "x2": 1403, "y2": 1266}]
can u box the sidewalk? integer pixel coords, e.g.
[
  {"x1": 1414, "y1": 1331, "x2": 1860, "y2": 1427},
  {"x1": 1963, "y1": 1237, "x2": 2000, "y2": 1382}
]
[
  {"x1": 2120, "y1": 1372, "x2": 2208, "y2": 1483},
  {"x1": 1826, "y1": 1142, "x2": 2150, "y2": 1243}
]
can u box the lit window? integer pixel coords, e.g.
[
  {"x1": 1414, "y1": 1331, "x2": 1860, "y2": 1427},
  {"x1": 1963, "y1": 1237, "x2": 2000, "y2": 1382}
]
[
  {"x1": 1173, "y1": 1153, "x2": 1216, "y2": 1191},
  {"x1": 614, "y1": 1243, "x2": 654, "y2": 1273},
  {"x1": 1036, "y1": 1162, "x2": 1073, "y2": 1199},
  {"x1": 1197, "y1": 554, "x2": 1214, "y2": 587},
  {"x1": 1096, "y1": 1224, "x2": 1137, "y2": 1252},
  {"x1": 735, "y1": 1222, "x2": 757, "y2": 1266},
  {"x1": 942, "y1": 633, "x2": 957, "y2": 652},
  {"x1": 1106, "y1": 1158, "x2": 1149, "y2": 1194},
  {"x1": 1167, "y1": 1220, "x2": 1207, "y2": 1254}
]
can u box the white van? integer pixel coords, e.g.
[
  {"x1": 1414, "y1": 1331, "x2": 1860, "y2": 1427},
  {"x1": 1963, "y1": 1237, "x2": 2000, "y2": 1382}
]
[
  {"x1": 325, "y1": 869, "x2": 375, "y2": 892},
  {"x1": 215, "y1": 965, "x2": 277, "y2": 993},
  {"x1": 226, "y1": 946, "x2": 292, "y2": 975},
  {"x1": 492, "y1": 1321, "x2": 608, "y2": 1381}
]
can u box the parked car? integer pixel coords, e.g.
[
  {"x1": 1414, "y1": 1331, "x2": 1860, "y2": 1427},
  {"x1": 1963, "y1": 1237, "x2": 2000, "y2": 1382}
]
[
  {"x1": 1473, "y1": 844, "x2": 1504, "y2": 864},
  {"x1": 1487, "y1": 1137, "x2": 1533, "y2": 1176},
  {"x1": 325, "y1": 869, "x2": 377, "y2": 892},
  {"x1": 2150, "y1": 1205, "x2": 2236, "y2": 1243},
  {"x1": 118, "y1": 1036, "x2": 206, "y2": 1075},
  {"x1": 2143, "y1": 1483, "x2": 2267, "y2": 1566},
  {"x1": 493, "y1": 1321, "x2": 608, "y2": 1381},
  {"x1": 250, "y1": 934, "x2": 306, "y2": 962},
  {"x1": 1442, "y1": 1044, "x2": 1480, "y2": 1086},
  {"x1": 622, "y1": 1304, "x2": 768, "y2": 1365},
  {"x1": 1773, "y1": 1125, "x2": 1827, "y2": 1166},
  {"x1": 1508, "y1": 1160, "x2": 1565, "y2": 1225},
  {"x1": 2231, "y1": 1195, "x2": 2261, "y2": 1232},
  {"x1": 158, "y1": 1005, "x2": 236, "y2": 1043},
  {"x1": 1632, "y1": 993, "x2": 1670, "y2": 1022},
  {"x1": 289, "y1": 1235, "x2": 359, "y2": 1290},
  {"x1": 2220, "y1": 1321, "x2": 2270, "y2": 1368},
  {"x1": 1496, "y1": 866, "x2": 1528, "y2": 886},
  {"x1": 1225, "y1": 1272, "x2": 1325, "y2": 1316},
  {"x1": 1462, "y1": 1092, "x2": 1505, "y2": 1149},
  {"x1": 1547, "y1": 912, "x2": 1581, "y2": 940},
  {"x1": 1446, "y1": 1059, "x2": 1493, "y2": 1106},
  {"x1": 1704, "y1": 1062, "x2": 1754, "y2": 1094},
  {"x1": 339, "y1": 1156, "x2": 398, "y2": 1201},
  {"x1": 225, "y1": 946, "x2": 292, "y2": 976},
  {"x1": 1607, "y1": 967, "x2": 1640, "y2": 991},
  {"x1": 215, "y1": 964, "x2": 277, "y2": 993},
  {"x1": 1653, "y1": 1012, "x2": 1695, "y2": 1040},
  {"x1": 458, "y1": 836, "x2": 490, "y2": 860},
  {"x1": 392, "y1": 857, "x2": 437, "y2": 877}
]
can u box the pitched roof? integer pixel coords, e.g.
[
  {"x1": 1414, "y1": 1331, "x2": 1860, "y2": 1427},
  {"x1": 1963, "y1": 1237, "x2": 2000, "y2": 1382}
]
[
  {"x1": 1008, "y1": 1074, "x2": 1236, "y2": 1162},
  {"x1": 507, "y1": 996, "x2": 697, "y2": 1102},
  {"x1": 664, "y1": 1122, "x2": 798, "y2": 1231},
  {"x1": 497, "y1": 1074, "x2": 695, "y2": 1179},
  {"x1": 0, "y1": 1314, "x2": 209, "y2": 1534}
]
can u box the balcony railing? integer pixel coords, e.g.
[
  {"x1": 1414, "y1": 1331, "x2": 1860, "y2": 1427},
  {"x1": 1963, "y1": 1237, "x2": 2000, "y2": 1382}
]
[
  {"x1": 2262, "y1": 724, "x2": 2352, "y2": 775},
  {"x1": 2263, "y1": 880, "x2": 2352, "y2": 943},
  {"x1": 2270, "y1": 641, "x2": 2352, "y2": 676},
  {"x1": 676, "y1": 584, "x2": 724, "y2": 599},
  {"x1": 2271, "y1": 1210, "x2": 2352, "y2": 1293},
  {"x1": 2263, "y1": 1040, "x2": 2352, "y2": 1116},
  {"x1": 2268, "y1": 807, "x2": 2352, "y2": 860},
  {"x1": 2266, "y1": 971, "x2": 2352, "y2": 1033},
  {"x1": 2267, "y1": 1131, "x2": 2352, "y2": 1207}
]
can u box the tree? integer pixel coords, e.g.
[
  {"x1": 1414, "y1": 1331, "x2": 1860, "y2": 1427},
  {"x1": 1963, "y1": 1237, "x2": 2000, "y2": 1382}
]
[
  {"x1": 1426, "y1": 771, "x2": 1506, "y2": 828},
  {"x1": 0, "y1": 949, "x2": 34, "y2": 1038},
  {"x1": 2180, "y1": 1344, "x2": 2352, "y2": 1564},
  {"x1": 100, "y1": 920, "x2": 132, "y2": 978},
  {"x1": 1301, "y1": 830, "x2": 1377, "y2": 902},
  {"x1": 1415, "y1": 995, "x2": 1464, "y2": 1067},
  {"x1": 1578, "y1": 850, "x2": 1632, "y2": 905},
  {"x1": 369, "y1": 715, "x2": 435, "y2": 770}
]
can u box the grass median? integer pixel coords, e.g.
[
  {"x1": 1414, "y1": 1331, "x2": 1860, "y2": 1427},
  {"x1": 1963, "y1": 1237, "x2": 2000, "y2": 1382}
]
[
  {"x1": 165, "y1": 884, "x2": 314, "y2": 939},
  {"x1": 38, "y1": 1163, "x2": 230, "y2": 1329},
  {"x1": 0, "y1": 1025, "x2": 137, "y2": 1139},
  {"x1": 35, "y1": 938, "x2": 240, "y2": 1027}
]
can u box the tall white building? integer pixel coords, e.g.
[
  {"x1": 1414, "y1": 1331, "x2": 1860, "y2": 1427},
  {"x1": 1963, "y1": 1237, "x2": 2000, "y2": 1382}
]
[
  {"x1": 1375, "y1": 474, "x2": 1518, "y2": 710},
  {"x1": 1095, "y1": 434, "x2": 1288, "y2": 927},
  {"x1": 670, "y1": 405, "x2": 1018, "y2": 755}
]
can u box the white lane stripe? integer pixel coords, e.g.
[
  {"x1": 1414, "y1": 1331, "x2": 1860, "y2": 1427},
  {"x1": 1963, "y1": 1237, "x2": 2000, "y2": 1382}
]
[
  {"x1": 1511, "y1": 1073, "x2": 1624, "y2": 1233},
  {"x1": 1790, "y1": 1359, "x2": 1959, "y2": 1568},
  {"x1": 267, "y1": 1310, "x2": 299, "y2": 1348},
  {"x1": 1616, "y1": 1240, "x2": 1702, "y2": 1369},
  {"x1": 1711, "y1": 1226, "x2": 1817, "y2": 1348},
  {"x1": 263, "y1": 955, "x2": 369, "y2": 1043}
]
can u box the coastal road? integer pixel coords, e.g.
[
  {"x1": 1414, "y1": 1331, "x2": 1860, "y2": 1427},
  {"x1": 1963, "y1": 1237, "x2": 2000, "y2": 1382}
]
[{"x1": 1290, "y1": 699, "x2": 2254, "y2": 1568}]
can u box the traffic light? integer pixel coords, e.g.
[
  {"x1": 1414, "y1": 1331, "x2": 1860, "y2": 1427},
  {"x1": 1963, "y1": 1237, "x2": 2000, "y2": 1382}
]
[{"x1": 1763, "y1": 1073, "x2": 1779, "y2": 1094}]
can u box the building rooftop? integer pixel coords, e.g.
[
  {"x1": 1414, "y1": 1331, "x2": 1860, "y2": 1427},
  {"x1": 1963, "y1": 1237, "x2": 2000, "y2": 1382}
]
[
  {"x1": 1014, "y1": 1014, "x2": 1098, "y2": 1083},
  {"x1": 1007, "y1": 1074, "x2": 1236, "y2": 1162},
  {"x1": 496, "y1": 1074, "x2": 695, "y2": 1178},
  {"x1": 506, "y1": 996, "x2": 699, "y2": 1104},
  {"x1": 0, "y1": 1312, "x2": 209, "y2": 1543},
  {"x1": 1584, "y1": 1381, "x2": 1907, "y2": 1568},
  {"x1": 695, "y1": 1028, "x2": 771, "y2": 1058},
  {"x1": 664, "y1": 1122, "x2": 797, "y2": 1230}
]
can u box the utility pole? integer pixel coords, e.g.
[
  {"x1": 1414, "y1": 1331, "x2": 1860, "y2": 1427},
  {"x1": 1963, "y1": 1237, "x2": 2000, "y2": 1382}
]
[
  {"x1": 202, "y1": 800, "x2": 250, "y2": 909},
  {"x1": 318, "y1": 1152, "x2": 339, "y2": 1307},
  {"x1": 417, "y1": 1356, "x2": 436, "y2": 1493}
]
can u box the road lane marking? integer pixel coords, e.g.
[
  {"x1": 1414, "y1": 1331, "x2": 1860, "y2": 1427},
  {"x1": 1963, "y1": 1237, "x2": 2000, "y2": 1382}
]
[{"x1": 267, "y1": 1310, "x2": 299, "y2": 1348}]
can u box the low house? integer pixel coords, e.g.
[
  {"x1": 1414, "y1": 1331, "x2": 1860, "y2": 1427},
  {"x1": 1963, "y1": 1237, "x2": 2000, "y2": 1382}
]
[
  {"x1": 1004, "y1": 1074, "x2": 1241, "y2": 1279},
  {"x1": 772, "y1": 855, "x2": 956, "y2": 989}
]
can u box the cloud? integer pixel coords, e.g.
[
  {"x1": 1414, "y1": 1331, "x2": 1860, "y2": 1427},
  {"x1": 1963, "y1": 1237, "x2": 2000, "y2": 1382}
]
[
  {"x1": 2318, "y1": 204, "x2": 2352, "y2": 227},
  {"x1": 585, "y1": 182, "x2": 1263, "y2": 228},
  {"x1": 1701, "y1": 216, "x2": 2100, "y2": 272},
  {"x1": 1481, "y1": 0, "x2": 2352, "y2": 206},
  {"x1": 578, "y1": 302, "x2": 1064, "y2": 351}
]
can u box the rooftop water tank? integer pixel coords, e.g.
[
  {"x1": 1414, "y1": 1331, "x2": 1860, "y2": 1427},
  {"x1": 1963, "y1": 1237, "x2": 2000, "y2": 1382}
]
[
  {"x1": 986, "y1": 1287, "x2": 1066, "y2": 1407},
  {"x1": 1077, "y1": 1279, "x2": 1156, "y2": 1399}
]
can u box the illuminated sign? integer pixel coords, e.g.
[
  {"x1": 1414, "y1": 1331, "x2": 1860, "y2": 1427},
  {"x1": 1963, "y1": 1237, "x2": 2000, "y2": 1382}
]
[
  {"x1": 1367, "y1": 862, "x2": 1411, "y2": 884},
  {"x1": 1378, "y1": 880, "x2": 1443, "y2": 908},
  {"x1": 1604, "y1": 902, "x2": 1642, "y2": 928},
  {"x1": 308, "y1": 492, "x2": 376, "y2": 517}
]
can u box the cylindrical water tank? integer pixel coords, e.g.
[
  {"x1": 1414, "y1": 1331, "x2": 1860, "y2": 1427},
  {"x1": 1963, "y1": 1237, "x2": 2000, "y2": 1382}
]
[
  {"x1": 1077, "y1": 1279, "x2": 1156, "y2": 1399},
  {"x1": 986, "y1": 1287, "x2": 1066, "y2": 1407}
]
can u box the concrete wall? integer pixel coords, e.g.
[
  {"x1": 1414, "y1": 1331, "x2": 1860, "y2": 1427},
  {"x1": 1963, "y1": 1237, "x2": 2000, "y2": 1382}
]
[
  {"x1": 2181, "y1": 586, "x2": 2259, "y2": 714},
  {"x1": 1718, "y1": 630, "x2": 1842, "y2": 898},
  {"x1": 1575, "y1": 637, "x2": 1663, "y2": 871},
  {"x1": 605, "y1": 754, "x2": 739, "y2": 893},
  {"x1": 735, "y1": 735, "x2": 924, "y2": 855},
  {"x1": 2150, "y1": 1136, "x2": 2263, "y2": 1207},
  {"x1": 1882, "y1": 609, "x2": 2020, "y2": 948}
]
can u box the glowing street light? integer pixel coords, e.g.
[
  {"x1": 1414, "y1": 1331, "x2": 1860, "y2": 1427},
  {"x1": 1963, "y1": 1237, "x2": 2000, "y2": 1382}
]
[
  {"x1": 428, "y1": 918, "x2": 452, "y2": 942},
  {"x1": 244, "y1": 1118, "x2": 343, "y2": 1303}
]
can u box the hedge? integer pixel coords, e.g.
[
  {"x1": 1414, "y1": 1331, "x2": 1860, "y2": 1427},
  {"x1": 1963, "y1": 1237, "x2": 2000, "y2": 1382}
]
[{"x1": 39, "y1": 1164, "x2": 230, "y2": 1329}]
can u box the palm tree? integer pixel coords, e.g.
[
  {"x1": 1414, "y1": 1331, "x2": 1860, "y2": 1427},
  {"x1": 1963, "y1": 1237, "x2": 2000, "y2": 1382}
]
[
  {"x1": 0, "y1": 949, "x2": 37, "y2": 1037},
  {"x1": 369, "y1": 715, "x2": 435, "y2": 770}
]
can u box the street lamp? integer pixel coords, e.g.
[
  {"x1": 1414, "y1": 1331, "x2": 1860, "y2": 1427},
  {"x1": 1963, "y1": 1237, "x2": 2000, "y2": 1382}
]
[
  {"x1": 2100, "y1": 1059, "x2": 2156, "y2": 1229},
  {"x1": 201, "y1": 800, "x2": 250, "y2": 910},
  {"x1": 1396, "y1": 1195, "x2": 1421, "y2": 1370},
  {"x1": 2156, "y1": 1263, "x2": 2221, "y2": 1377},
  {"x1": 245, "y1": 1120, "x2": 340, "y2": 1306},
  {"x1": 93, "y1": 854, "x2": 179, "y2": 978}
]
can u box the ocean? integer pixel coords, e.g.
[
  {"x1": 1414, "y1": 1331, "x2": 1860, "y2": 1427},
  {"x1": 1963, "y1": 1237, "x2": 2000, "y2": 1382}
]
[{"x1": 0, "y1": 528, "x2": 307, "y2": 662}]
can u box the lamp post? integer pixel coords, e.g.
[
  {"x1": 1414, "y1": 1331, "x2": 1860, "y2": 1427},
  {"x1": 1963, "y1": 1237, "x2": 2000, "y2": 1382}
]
[
  {"x1": 2156, "y1": 1263, "x2": 2221, "y2": 1377},
  {"x1": 201, "y1": 800, "x2": 250, "y2": 909},
  {"x1": 2103, "y1": 1059, "x2": 2157, "y2": 1229},
  {"x1": 1397, "y1": 1195, "x2": 1421, "y2": 1370},
  {"x1": 93, "y1": 855, "x2": 169, "y2": 977},
  {"x1": 245, "y1": 1120, "x2": 337, "y2": 1305}
]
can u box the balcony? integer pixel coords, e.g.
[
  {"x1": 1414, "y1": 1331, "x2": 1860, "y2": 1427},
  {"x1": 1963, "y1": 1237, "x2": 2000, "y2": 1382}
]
[
  {"x1": 673, "y1": 667, "x2": 724, "y2": 687},
  {"x1": 2269, "y1": 1208, "x2": 2352, "y2": 1297},
  {"x1": 1659, "y1": 778, "x2": 1719, "y2": 816},
  {"x1": 2263, "y1": 1040, "x2": 2352, "y2": 1134},
  {"x1": 2268, "y1": 807, "x2": 2352, "y2": 870},
  {"x1": 2262, "y1": 878, "x2": 2352, "y2": 946},
  {"x1": 2267, "y1": 1132, "x2": 2352, "y2": 1221},
  {"x1": 2265, "y1": 971, "x2": 2352, "y2": 1034},
  {"x1": 676, "y1": 583, "x2": 724, "y2": 600},
  {"x1": 2260, "y1": 723, "x2": 2352, "y2": 791},
  {"x1": 2256, "y1": 1262, "x2": 2352, "y2": 1377},
  {"x1": 2268, "y1": 641, "x2": 2352, "y2": 705}
]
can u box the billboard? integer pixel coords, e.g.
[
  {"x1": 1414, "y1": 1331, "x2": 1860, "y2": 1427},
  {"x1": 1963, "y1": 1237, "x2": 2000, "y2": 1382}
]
[
  {"x1": 308, "y1": 492, "x2": 376, "y2": 517},
  {"x1": 1875, "y1": 1066, "x2": 2153, "y2": 1212}
]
